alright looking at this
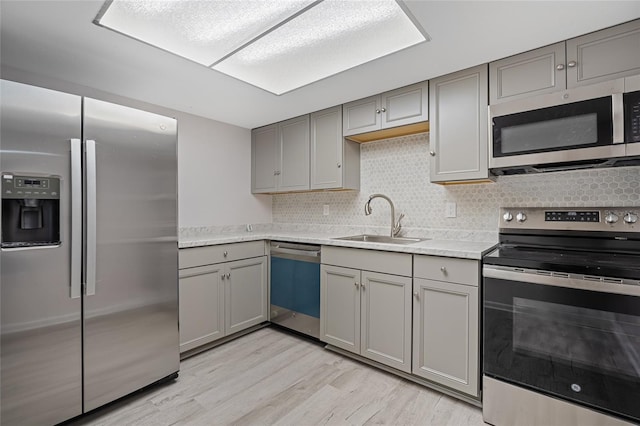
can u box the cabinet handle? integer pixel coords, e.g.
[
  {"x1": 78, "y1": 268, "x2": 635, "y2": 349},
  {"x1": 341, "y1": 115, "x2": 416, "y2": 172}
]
[
  {"x1": 226, "y1": 273, "x2": 231, "y2": 279},
  {"x1": 429, "y1": 151, "x2": 436, "y2": 157},
  {"x1": 441, "y1": 266, "x2": 447, "y2": 273},
  {"x1": 556, "y1": 64, "x2": 565, "y2": 71},
  {"x1": 413, "y1": 291, "x2": 419, "y2": 299},
  {"x1": 221, "y1": 274, "x2": 225, "y2": 280},
  {"x1": 354, "y1": 282, "x2": 359, "y2": 288},
  {"x1": 223, "y1": 251, "x2": 228, "y2": 257},
  {"x1": 361, "y1": 283, "x2": 365, "y2": 290},
  {"x1": 567, "y1": 61, "x2": 577, "y2": 68},
  {"x1": 337, "y1": 163, "x2": 341, "y2": 168},
  {"x1": 375, "y1": 109, "x2": 381, "y2": 114},
  {"x1": 381, "y1": 107, "x2": 386, "y2": 113}
]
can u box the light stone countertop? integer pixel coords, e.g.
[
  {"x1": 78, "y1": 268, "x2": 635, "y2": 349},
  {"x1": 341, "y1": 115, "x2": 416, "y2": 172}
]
[{"x1": 179, "y1": 225, "x2": 498, "y2": 260}]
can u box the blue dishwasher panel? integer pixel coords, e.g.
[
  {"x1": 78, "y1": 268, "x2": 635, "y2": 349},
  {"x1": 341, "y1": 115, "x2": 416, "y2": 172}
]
[{"x1": 270, "y1": 257, "x2": 320, "y2": 318}]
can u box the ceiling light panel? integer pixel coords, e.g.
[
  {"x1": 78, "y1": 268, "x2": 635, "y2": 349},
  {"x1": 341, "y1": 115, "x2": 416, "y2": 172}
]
[
  {"x1": 96, "y1": 0, "x2": 316, "y2": 66},
  {"x1": 212, "y1": 0, "x2": 428, "y2": 95}
]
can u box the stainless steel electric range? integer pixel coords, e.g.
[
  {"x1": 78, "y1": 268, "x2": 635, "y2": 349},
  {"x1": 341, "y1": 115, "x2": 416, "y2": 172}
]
[{"x1": 482, "y1": 206, "x2": 640, "y2": 426}]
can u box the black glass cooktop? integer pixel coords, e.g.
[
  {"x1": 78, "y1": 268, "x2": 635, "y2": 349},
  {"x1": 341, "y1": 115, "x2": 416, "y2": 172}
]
[{"x1": 484, "y1": 245, "x2": 640, "y2": 280}]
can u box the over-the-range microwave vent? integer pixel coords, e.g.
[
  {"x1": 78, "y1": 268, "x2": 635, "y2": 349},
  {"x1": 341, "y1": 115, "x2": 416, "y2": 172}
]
[{"x1": 490, "y1": 156, "x2": 640, "y2": 176}]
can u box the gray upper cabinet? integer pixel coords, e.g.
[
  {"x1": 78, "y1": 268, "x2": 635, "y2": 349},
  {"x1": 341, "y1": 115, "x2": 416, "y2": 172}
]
[
  {"x1": 278, "y1": 115, "x2": 310, "y2": 192},
  {"x1": 490, "y1": 19, "x2": 640, "y2": 104},
  {"x1": 343, "y1": 81, "x2": 428, "y2": 137},
  {"x1": 251, "y1": 124, "x2": 278, "y2": 193},
  {"x1": 567, "y1": 19, "x2": 640, "y2": 88},
  {"x1": 429, "y1": 64, "x2": 489, "y2": 183},
  {"x1": 310, "y1": 106, "x2": 360, "y2": 191},
  {"x1": 490, "y1": 42, "x2": 566, "y2": 104},
  {"x1": 251, "y1": 115, "x2": 310, "y2": 193}
]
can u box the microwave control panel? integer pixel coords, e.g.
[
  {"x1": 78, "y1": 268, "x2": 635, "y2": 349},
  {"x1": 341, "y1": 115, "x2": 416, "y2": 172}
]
[{"x1": 625, "y1": 90, "x2": 640, "y2": 143}]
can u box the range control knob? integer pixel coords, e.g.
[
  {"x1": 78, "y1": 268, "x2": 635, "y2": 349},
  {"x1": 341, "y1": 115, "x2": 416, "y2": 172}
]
[
  {"x1": 503, "y1": 211, "x2": 513, "y2": 222},
  {"x1": 624, "y1": 212, "x2": 638, "y2": 224},
  {"x1": 604, "y1": 212, "x2": 619, "y2": 224},
  {"x1": 516, "y1": 212, "x2": 527, "y2": 223}
]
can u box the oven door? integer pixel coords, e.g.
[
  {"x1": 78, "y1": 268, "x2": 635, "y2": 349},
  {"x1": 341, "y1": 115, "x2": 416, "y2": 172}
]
[
  {"x1": 489, "y1": 81, "x2": 626, "y2": 170},
  {"x1": 483, "y1": 266, "x2": 640, "y2": 423}
]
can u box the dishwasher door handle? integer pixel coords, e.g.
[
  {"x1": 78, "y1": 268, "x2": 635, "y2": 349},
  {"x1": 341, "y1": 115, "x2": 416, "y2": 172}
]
[{"x1": 271, "y1": 247, "x2": 321, "y2": 258}]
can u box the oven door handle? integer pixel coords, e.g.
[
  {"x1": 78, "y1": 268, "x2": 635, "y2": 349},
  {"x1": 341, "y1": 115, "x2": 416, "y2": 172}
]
[{"x1": 483, "y1": 265, "x2": 640, "y2": 297}]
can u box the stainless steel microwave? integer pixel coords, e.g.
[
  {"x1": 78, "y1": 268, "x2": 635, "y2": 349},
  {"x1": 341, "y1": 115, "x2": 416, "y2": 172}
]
[{"x1": 489, "y1": 79, "x2": 640, "y2": 173}]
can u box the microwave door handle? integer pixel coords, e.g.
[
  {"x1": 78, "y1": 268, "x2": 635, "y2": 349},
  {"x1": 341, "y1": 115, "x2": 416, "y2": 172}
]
[
  {"x1": 85, "y1": 140, "x2": 97, "y2": 296},
  {"x1": 70, "y1": 138, "x2": 82, "y2": 299},
  {"x1": 612, "y1": 93, "x2": 624, "y2": 144}
]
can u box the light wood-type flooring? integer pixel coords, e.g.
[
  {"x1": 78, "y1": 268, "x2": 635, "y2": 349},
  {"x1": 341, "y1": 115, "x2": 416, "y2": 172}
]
[{"x1": 70, "y1": 327, "x2": 485, "y2": 425}]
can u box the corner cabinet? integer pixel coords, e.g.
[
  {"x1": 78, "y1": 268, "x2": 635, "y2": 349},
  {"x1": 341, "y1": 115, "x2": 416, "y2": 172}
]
[
  {"x1": 320, "y1": 247, "x2": 412, "y2": 373},
  {"x1": 310, "y1": 106, "x2": 360, "y2": 190},
  {"x1": 490, "y1": 19, "x2": 640, "y2": 104},
  {"x1": 178, "y1": 241, "x2": 267, "y2": 354},
  {"x1": 343, "y1": 81, "x2": 429, "y2": 140},
  {"x1": 252, "y1": 115, "x2": 310, "y2": 193},
  {"x1": 412, "y1": 255, "x2": 480, "y2": 397},
  {"x1": 429, "y1": 64, "x2": 490, "y2": 183}
]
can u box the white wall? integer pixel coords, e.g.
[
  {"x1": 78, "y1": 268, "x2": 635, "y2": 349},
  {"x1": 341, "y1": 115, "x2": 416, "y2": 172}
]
[{"x1": 0, "y1": 66, "x2": 272, "y2": 228}]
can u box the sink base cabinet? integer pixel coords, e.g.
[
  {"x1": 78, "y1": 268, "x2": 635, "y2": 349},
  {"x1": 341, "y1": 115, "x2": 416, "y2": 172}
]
[{"x1": 320, "y1": 254, "x2": 412, "y2": 373}]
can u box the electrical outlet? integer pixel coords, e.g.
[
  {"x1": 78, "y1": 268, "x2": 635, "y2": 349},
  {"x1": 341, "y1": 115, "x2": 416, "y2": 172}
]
[
  {"x1": 446, "y1": 202, "x2": 457, "y2": 218},
  {"x1": 323, "y1": 204, "x2": 330, "y2": 216}
]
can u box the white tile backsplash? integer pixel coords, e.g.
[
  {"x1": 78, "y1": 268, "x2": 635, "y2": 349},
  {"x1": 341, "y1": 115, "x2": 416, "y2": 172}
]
[{"x1": 272, "y1": 133, "x2": 640, "y2": 232}]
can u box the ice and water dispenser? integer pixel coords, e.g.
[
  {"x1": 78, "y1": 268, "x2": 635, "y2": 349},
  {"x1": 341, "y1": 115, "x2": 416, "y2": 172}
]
[{"x1": 1, "y1": 174, "x2": 61, "y2": 248}]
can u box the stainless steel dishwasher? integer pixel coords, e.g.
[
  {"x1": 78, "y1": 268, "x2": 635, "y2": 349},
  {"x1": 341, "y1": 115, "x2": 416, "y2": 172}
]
[{"x1": 270, "y1": 242, "x2": 321, "y2": 339}]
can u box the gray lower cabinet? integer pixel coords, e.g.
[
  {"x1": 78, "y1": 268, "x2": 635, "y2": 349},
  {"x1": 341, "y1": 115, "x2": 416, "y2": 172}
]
[
  {"x1": 490, "y1": 19, "x2": 640, "y2": 104},
  {"x1": 310, "y1": 105, "x2": 360, "y2": 190},
  {"x1": 429, "y1": 64, "x2": 489, "y2": 183},
  {"x1": 225, "y1": 256, "x2": 268, "y2": 335},
  {"x1": 412, "y1": 255, "x2": 480, "y2": 397},
  {"x1": 178, "y1": 241, "x2": 267, "y2": 353},
  {"x1": 320, "y1": 247, "x2": 412, "y2": 373},
  {"x1": 252, "y1": 115, "x2": 310, "y2": 193}
]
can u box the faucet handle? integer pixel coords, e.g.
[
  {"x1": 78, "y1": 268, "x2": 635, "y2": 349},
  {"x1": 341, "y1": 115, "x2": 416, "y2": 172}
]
[{"x1": 393, "y1": 213, "x2": 405, "y2": 237}]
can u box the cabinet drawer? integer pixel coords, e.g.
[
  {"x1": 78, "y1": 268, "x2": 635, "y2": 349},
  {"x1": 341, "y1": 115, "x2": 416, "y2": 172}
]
[
  {"x1": 322, "y1": 246, "x2": 412, "y2": 277},
  {"x1": 179, "y1": 241, "x2": 265, "y2": 269},
  {"x1": 413, "y1": 255, "x2": 478, "y2": 286}
]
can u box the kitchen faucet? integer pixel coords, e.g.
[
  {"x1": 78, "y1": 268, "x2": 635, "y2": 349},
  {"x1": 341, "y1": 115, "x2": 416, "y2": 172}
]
[{"x1": 364, "y1": 194, "x2": 405, "y2": 237}]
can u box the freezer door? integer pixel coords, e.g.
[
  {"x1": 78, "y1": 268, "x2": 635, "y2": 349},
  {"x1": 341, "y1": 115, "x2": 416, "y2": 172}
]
[
  {"x1": 82, "y1": 98, "x2": 179, "y2": 411},
  {"x1": 0, "y1": 80, "x2": 83, "y2": 424}
]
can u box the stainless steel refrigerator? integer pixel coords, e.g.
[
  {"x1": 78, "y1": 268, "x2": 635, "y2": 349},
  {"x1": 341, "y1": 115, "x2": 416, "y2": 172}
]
[{"x1": 0, "y1": 79, "x2": 179, "y2": 425}]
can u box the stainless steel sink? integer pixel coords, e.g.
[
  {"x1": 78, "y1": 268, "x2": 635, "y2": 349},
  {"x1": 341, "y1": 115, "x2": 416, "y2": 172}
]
[{"x1": 332, "y1": 234, "x2": 429, "y2": 245}]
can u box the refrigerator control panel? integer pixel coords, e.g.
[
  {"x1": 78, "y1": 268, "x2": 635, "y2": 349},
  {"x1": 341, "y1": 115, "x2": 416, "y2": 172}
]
[{"x1": 2, "y1": 174, "x2": 60, "y2": 199}]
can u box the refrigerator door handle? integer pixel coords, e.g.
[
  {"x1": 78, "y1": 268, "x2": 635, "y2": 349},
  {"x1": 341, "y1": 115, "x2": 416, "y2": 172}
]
[
  {"x1": 70, "y1": 138, "x2": 82, "y2": 299},
  {"x1": 85, "y1": 139, "x2": 97, "y2": 296}
]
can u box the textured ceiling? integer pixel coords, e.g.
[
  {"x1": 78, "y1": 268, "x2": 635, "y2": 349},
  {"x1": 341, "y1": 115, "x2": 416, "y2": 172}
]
[{"x1": 1, "y1": 1, "x2": 639, "y2": 129}]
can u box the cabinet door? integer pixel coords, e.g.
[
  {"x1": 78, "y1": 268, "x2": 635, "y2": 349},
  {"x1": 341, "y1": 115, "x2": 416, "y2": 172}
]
[
  {"x1": 179, "y1": 265, "x2": 225, "y2": 353},
  {"x1": 360, "y1": 271, "x2": 412, "y2": 373},
  {"x1": 310, "y1": 106, "x2": 343, "y2": 190},
  {"x1": 225, "y1": 256, "x2": 267, "y2": 335},
  {"x1": 412, "y1": 278, "x2": 479, "y2": 396},
  {"x1": 320, "y1": 265, "x2": 360, "y2": 353},
  {"x1": 429, "y1": 64, "x2": 489, "y2": 183},
  {"x1": 489, "y1": 42, "x2": 566, "y2": 104},
  {"x1": 381, "y1": 81, "x2": 428, "y2": 129},
  {"x1": 343, "y1": 95, "x2": 381, "y2": 136},
  {"x1": 278, "y1": 115, "x2": 310, "y2": 192},
  {"x1": 251, "y1": 124, "x2": 278, "y2": 193},
  {"x1": 567, "y1": 19, "x2": 640, "y2": 88}
]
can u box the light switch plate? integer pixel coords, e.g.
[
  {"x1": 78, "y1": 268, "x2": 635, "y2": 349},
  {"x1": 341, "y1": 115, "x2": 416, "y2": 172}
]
[{"x1": 446, "y1": 202, "x2": 457, "y2": 218}]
